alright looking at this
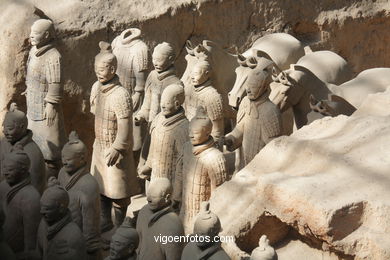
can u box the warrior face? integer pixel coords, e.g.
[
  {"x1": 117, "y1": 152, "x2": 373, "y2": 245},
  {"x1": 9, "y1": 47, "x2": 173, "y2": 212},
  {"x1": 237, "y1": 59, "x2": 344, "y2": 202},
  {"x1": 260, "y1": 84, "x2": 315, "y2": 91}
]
[
  {"x1": 147, "y1": 179, "x2": 171, "y2": 212},
  {"x1": 189, "y1": 124, "x2": 210, "y2": 146},
  {"x1": 152, "y1": 51, "x2": 172, "y2": 73},
  {"x1": 161, "y1": 91, "x2": 180, "y2": 117},
  {"x1": 2, "y1": 118, "x2": 26, "y2": 144},
  {"x1": 40, "y1": 201, "x2": 63, "y2": 226},
  {"x1": 245, "y1": 70, "x2": 268, "y2": 101},
  {"x1": 30, "y1": 21, "x2": 51, "y2": 48},
  {"x1": 191, "y1": 62, "x2": 210, "y2": 87},
  {"x1": 3, "y1": 159, "x2": 27, "y2": 186},
  {"x1": 95, "y1": 60, "x2": 116, "y2": 83},
  {"x1": 110, "y1": 234, "x2": 135, "y2": 259},
  {"x1": 61, "y1": 148, "x2": 86, "y2": 175}
]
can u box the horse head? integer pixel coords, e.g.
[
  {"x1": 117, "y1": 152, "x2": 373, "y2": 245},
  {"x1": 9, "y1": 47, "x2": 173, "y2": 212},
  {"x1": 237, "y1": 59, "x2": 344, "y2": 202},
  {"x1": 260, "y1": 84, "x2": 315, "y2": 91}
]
[{"x1": 309, "y1": 94, "x2": 356, "y2": 117}]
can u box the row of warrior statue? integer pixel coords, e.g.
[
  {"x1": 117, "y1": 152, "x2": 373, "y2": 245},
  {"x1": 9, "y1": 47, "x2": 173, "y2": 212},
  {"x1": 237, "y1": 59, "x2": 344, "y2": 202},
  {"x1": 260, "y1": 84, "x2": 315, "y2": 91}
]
[{"x1": 0, "y1": 19, "x2": 281, "y2": 260}]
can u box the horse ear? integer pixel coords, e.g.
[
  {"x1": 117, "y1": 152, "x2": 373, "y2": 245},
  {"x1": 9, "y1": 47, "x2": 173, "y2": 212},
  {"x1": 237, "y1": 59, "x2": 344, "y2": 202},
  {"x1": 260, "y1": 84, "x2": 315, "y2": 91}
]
[
  {"x1": 247, "y1": 57, "x2": 258, "y2": 69},
  {"x1": 196, "y1": 44, "x2": 207, "y2": 53},
  {"x1": 237, "y1": 54, "x2": 247, "y2": 66},
  {"x1": 185, "y1": 40, "x2": 194, "y2": 56}
]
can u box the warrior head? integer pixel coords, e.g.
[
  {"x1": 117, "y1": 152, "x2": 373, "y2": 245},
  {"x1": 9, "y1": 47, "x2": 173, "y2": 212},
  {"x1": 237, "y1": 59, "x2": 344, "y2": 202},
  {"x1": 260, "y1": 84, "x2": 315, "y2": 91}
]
[
  {"x1": 3, "y1": 103, "x2": 28, "y2": 144},
  {"x1": 160, "y1": 84, "x2": 185, "y2": 117},
  {"x1": 110, "y1": 217, "x2": 139, "y2": 260},
  {"x1": 146, "y1": 177, "x2": 172, "y2": 212},
  {"x1": 3, "y1": 145, "x2": 30, "y2": 186},
  {"x1": 189, "y1": 106, "x2": 212, "y2": 145},
  {"x1": 191, "y1": 60, "x2": 212, "y2": 87},
  {"x1": 193, "y1": 201, "x2": 222, "y2": 248},
  {"x1": 95, "y1": 41, "x2": 117, "y2": 83},
  {"x1": 61, "y1": 131, "x2": 87, "y2": 175},
  {"x1": 30, "y1": 19, "x2": 55, "y2": 48},
  {"x1": 40, "y1": 178, "x2": 69, "y2": 226},
  {"x1": 152, "y1": 42, "x2": 175, "y2": 73}
]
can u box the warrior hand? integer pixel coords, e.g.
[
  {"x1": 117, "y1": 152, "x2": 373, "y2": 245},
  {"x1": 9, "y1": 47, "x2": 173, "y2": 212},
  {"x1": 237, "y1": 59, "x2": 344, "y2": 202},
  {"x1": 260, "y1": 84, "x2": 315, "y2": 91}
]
[
  {"x1": 44, "y1": 103, "x2": 57, "y2": 127},
  {"x1": 105, "y1": 147, "x2": 122, "y2": 167},
  {"x1": 134, "y1": 114, "x2": 145, "y2": 126},
  {"x1": 224, "y1": 136, "x2": 235, "y2": 151},
  {"x1": 132, "y1": 91, "x2": 142, "y2": 111},
  {"x1": 137, "y1": 165, "x2": 151, "y2": 180}
]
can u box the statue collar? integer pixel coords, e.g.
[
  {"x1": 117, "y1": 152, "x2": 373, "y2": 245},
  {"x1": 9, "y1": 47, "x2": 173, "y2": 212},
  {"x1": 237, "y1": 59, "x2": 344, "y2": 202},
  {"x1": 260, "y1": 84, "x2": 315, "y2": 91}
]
[
  {"x1": 62, "y1": 165, "x2": 88, "y2": 191},
  {"x1": 193, "y1": 79, "x2": 212, "y2": 92},
  {"x1": 6, "y1": 177, "x2": 31, "y2": 204},
  {"x1": 198, "y1": 242, "x2": 222, "y2": 260},
  {"x1": 192, "y1": 136, "x2": 215, "y2": 156},
  {"x1": 34, "y1": 43, "x2": 55, "y2": 57},
  {"x1": 156, "y1": 66, "x2": 176, "y2": 81},
  {"x1": 148, "y1": 205, "x2": 172, "y2": 227},
  {"x1": 162, "y1": 107, "x2": 186, "y2": 127},
  {"x1": 99, "y1": 75, "x2": 120, "y2": 94},
  {"x1": 46, "y1": 210, "x2": 72, "y2": 240}
]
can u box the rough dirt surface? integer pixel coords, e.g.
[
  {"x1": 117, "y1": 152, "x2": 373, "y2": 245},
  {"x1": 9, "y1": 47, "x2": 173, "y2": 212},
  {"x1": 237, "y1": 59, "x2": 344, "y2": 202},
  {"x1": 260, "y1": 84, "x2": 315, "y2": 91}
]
[{"x1": 210, "y1": 90, "x2": 390, "y2": 260}]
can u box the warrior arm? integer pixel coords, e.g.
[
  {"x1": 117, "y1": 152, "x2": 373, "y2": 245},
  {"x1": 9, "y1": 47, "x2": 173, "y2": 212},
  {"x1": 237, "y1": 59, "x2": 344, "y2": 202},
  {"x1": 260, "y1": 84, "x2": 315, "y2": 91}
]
[
  {"x1": 44, "y1": 53, "x2": 62, "y2": 104},
  {"x1": 112, "y1": 117, "x2": 131, "y2": 151},
  {"x1": 207, "y1": 152, "x2": 228, "y2": 190},
  {"x1": 137, "y1": 75, "x2": 152, "y2": 121},
  {"x1": 211, "y1": 118, "x2": 224, "y2": 145},
  {"x1": 261, "y1": 103, "x2": 283, "y2": 144},
  {"x1": 224, "y1": 97, "x2": 247, "y2": 150},
  {"x1": 112, "y1": 89, "x2": 133, "y2": 151}
]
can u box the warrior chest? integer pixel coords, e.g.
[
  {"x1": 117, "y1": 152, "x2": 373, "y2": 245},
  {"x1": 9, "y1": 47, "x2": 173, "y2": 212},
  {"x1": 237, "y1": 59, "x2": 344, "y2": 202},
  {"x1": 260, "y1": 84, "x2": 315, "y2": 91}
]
[{"x1": 26, "y1": 55, "x2": 47, "y2": 87}]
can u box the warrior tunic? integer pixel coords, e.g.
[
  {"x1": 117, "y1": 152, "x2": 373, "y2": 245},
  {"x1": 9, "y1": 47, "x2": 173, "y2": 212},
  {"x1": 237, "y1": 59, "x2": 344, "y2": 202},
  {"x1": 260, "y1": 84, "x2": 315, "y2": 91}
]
[
  {"x1": 184, "y1": 80, "x2": 224, "y2": 141},
  {"x1": 0, "y1": 130, "x2": 46, "y2": 194},
  {"x1": 138, "y1": 66, "x2": 182, "y2": 123},
  {"x1": 58, "y1": 166, "x2": 101, "y2": 256},
  {"x1": 0, "y1": 179, "x2": 41, "y2": 257},
  {"x1": 226, "y1": 95, "x2": 283, "y2": 167},
  {"x1": 25, "y1": 44, "x2": 66, "y2": 161},
  {"x1": 175, "y1": 138, "x2": 227, "y2": 234},
  {"x1": 90, "y1": 76, "x2": 139, "y2": 199},
  {"x1": 146, "y1": 108, "x2": 189, "y2": 185}
]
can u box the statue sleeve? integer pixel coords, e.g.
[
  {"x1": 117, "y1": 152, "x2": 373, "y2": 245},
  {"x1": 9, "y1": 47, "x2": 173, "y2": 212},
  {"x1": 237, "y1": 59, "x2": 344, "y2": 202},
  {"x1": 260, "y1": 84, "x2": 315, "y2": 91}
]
[
  {"x1": 134, "y1": 42, "x2": 149, "y2": 73},
  {"x1": 207, "y1": 151, "x2": 227, "y2": 190},
  {"x1": 137, "y1": 73, "x2": 153, "y2": 121},
  {"x1": 173, "y1": 124, "x2": 189, "y2": 200},
  {"x1": 173, "y1": 143, "x2": 188, "y2": 202},
  {"x1": 112, "y1": 88, "x2": 132, "y2": 151},
  {"x1": 89, "y1": 82, "x2": 99, "y2": 115},
  {"x1": 80, "y1": 190, "x2": 101, "y2": 253},
  {"x1": 44, "y1": 52, "x2": 63, "y2": 104},
  {"x1": 260, "y1": 103, "x2": 283, "y2": 143}
]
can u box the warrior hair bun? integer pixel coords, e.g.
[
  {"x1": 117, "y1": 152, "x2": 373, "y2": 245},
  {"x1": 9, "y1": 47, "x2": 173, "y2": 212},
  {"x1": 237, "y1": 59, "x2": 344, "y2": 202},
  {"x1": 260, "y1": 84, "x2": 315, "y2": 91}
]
[
  {"x1": 48, "y1": 176, "x2": 61, "y2": 187},
  {"x1": 68, "y1": 130, "x2": 80, "y2": 145},
  {"x1": 98, "y1": 41, "x2": 112, "y2": 53}
]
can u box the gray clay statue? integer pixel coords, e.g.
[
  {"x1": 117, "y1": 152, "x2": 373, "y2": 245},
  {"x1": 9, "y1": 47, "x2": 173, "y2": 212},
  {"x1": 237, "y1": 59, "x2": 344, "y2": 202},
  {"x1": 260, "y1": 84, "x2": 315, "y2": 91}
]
[
  {"x1": 105, "y1": 217, "x2": 139, "y2": 260},
  {"x1": 1, "y1": 103, "x2": 46, "y2": 194},
  {"x1": 250, "y1": 235, "x2": 277, "y2": 260},
  {"x1": 58, "y1": 131, "x2": 102, "y2": 260},
  {"x1": 0, "y1": 147, "x2": 41, "y2": 259},
  {"x1": 181, "y1": 201, "x2": 230, "y2": 260},
  {"x1": 137, "y1": 178, "x2": 184, "y2": 260},
  {"x1": 37, "y1": 178, "x2": 87, "y2": 260}
]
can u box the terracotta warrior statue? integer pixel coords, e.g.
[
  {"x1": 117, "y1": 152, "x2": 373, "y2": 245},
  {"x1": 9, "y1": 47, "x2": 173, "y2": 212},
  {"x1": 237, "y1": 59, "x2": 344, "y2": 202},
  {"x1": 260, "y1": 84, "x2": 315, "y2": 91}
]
[
  {"x1": 0, "y1": 147, "x2": 41, "y2": 259},
  {"x1": 224, "y1": 67, "x2": 283, "y2": 167},
  {"x1": 135, "y1": 42, "x2": 182, "y2": 169},
  {"x1": 37, "y1": 179, "x2": 87, "y2": 260},
  {"x1": 105, "y1": 217, "x2": 139, "y2": 260},
  {"x1": 174, "y1": 107, "x2": 227, "y2": 234},
  {"x1": 112, "y1": 28, "x2": 149, "y2": 156},
  {"x1": 90, "y1": 42, "x2": 140, "y2": 232},
  {"x1": 137, "y1": 178, "x2": 184, "y2": 260},
  {"x1": 250, "y1": 235, "x2": 277, "y2": 260},
  {"x1": 58, "y1": 131, "x2": 102, "y2": 260},
  {"x1": 184, "y1": 60, "x2": 224, "y2": 148},
  {"x1": 181, "y1": 202, "x2": 230, "y2": 260},
  {"x1": 1, "y1": 103, "x2": 46, "y2": 194},
  {"x1": 0, "y1": 207, "x2": 16, "y2": 260},
  {"x1": 25, "y1": 19, "x2": 66, "y2": 178},
  {"x1": 138, "y1": 84, "x2": 189, "y2": 184}
]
